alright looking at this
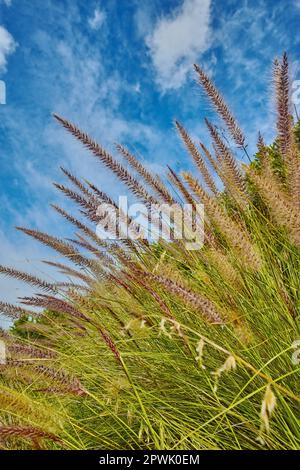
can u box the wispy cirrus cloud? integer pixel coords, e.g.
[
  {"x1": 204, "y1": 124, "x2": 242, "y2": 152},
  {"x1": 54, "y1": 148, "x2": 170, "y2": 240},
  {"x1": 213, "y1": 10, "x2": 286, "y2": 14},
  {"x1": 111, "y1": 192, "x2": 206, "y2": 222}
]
[
  {"x1": 146, "y1": 0, "x2": 212, "y2": 91},
  {"x1": 0, "y1": 25, "x2": 16, "y2": 72},
  {"x1": 88, "y1": 7, "x2": 106, "y2": 30},
  {"x1": 1, "y1": 0, "x2": 13, "y2": 7}
]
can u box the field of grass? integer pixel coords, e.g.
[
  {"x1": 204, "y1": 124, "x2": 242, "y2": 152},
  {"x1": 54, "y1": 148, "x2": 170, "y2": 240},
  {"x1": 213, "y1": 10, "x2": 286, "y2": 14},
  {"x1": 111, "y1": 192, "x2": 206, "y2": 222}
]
[{"x1": 0, "y1": 53, "x2": 299, "y2": 450}]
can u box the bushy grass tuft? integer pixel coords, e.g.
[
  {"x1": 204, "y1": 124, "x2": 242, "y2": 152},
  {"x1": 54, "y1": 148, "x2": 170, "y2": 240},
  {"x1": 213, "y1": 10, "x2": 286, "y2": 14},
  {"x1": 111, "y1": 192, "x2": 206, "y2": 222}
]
[{"x1": 0, "y1": 53, "x2": 300, "y2": 450}]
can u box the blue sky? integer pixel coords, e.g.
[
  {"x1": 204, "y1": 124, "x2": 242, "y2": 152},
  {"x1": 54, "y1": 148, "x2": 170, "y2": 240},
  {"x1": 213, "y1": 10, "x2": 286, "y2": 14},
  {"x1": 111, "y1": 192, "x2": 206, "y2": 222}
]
[{"x1": 0, "y1": 0, "x2": 300, "y2": 314}]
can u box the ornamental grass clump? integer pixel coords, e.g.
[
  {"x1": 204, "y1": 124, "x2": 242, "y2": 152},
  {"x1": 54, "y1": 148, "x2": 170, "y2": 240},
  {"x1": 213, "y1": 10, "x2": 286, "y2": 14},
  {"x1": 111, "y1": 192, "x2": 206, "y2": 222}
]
[{"x1": 0, "y1": 53, "x2": 299, "y2": 450}]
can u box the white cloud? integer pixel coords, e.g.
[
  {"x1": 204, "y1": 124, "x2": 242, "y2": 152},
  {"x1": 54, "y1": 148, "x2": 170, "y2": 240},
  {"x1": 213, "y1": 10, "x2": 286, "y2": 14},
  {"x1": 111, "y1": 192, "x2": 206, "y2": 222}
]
[
  {"x1": 1, "y1": 0, "x2": 13, "y2": 6},
  {"x1": 0, "y1": 25, "x2": 16, "y2": 72},
  {"x1": 88, "y1": 8, "x2": 106, "y2": 30},
  {"x1": 134, "y1": 3, "x2": 154, "y2": 38},
  {"x1": 147, "y1": 0, "x2": 211, "y2": 90},
  {"x1": 133, "y1": 82, "x2": 141, "y2": 93}
]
